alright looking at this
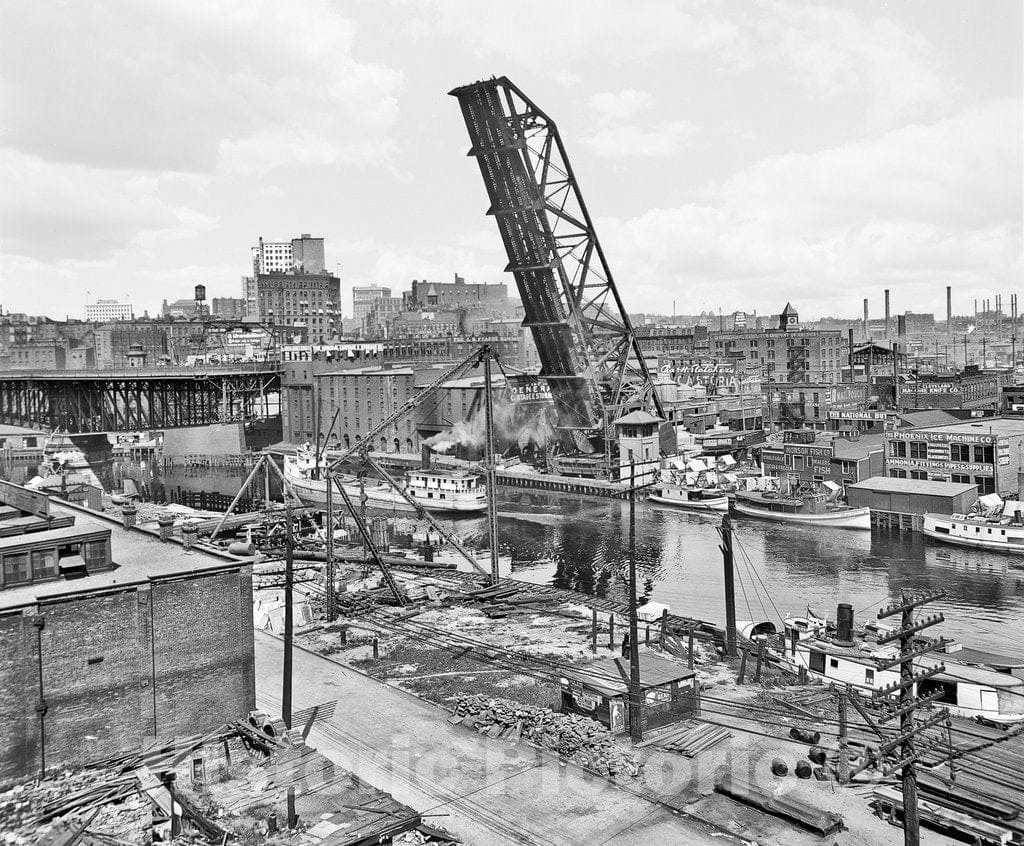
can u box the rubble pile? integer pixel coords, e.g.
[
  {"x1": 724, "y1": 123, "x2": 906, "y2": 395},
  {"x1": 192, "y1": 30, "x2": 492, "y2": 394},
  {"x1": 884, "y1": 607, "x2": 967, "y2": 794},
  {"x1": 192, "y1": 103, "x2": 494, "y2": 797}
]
[{"x1": 451, "y1": 694, "x2": 641, "y2": 778}]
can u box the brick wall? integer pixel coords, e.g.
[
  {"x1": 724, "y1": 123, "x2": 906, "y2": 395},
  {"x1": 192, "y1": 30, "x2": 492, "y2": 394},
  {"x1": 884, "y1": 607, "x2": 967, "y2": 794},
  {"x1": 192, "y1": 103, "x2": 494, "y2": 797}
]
[{"x1": 0, "y1": 566, "x2": 255, "y2": 780}]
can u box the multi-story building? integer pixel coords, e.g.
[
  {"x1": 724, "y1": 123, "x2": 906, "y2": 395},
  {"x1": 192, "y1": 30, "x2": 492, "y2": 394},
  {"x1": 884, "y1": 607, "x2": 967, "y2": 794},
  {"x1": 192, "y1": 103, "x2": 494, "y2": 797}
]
[
  {"x1": 708, "y1": 303, "x2": 843, "y2": 384},
  {"x1": 93, "y1": 322, "x2": 170, "y2": 368},
  {"x1": 403, "y1": 275, "x2": 507, "y2": 310},
  {"x1": 391, "y1": 310, "x2": 462, "y2": 338},
  {"x1": 161, "y1": 298, "x2": 200, "y2": 319},
  {"x1": 84, "y1": 300, "x2": 133, "y2": 322},
  {"x1": 884, "y1": 416, "x2": 1024, "y2": 496},
  {"x1": 211, "y1": 297, "x2": 245, "y2": 320},
  {"x1": 251, "y1": 234, "x2": 325, "y2": 275},
  {"x1": 635, "y1": 325, "x2": 709, "y2": 356},
  {"x1": 255, "y1": 271, "x2": 340, "y2": 343},
  {"x1": 352, "y1": 285, "x2": 392, "y2": 328},
  {"x1": 771, "y1": 382, "x2": 869, "y2": 430},
  {"x1": 901, "y1": 367, "x2": 1005, "y2": 412},
  {"x1": 5, "y1": 342, "x2": 66, "y2": 371},
  {"x1": 0, "y1": 482, "x2": 255, "y2": 779},
  {"x1": 760, "y1": 429, "x2": 885, "y2": 492}
]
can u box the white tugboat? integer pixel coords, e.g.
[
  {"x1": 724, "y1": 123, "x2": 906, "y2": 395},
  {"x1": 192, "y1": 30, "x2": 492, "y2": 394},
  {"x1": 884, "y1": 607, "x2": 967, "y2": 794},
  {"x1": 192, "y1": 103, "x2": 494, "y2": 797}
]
[
  {"x1": 284, "y1": 448, "x2": 487, "y2": 514},
  {"x1": 767, "y1": 604, "x2": 1024, "y2": 725},
  {"x1": 922, "y1": 494, "x2": 1024, "y2": 555}
]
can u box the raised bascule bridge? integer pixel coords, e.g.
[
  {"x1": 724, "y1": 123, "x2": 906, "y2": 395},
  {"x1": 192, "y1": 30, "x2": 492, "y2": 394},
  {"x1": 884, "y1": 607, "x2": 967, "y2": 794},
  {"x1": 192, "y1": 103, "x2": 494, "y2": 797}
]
[
  {"x1": 450, "y1": 76, "x2": 667, "y2": 477},
  {"x1": 0, "y1": 363, "x2": 281, "y2": 432}
]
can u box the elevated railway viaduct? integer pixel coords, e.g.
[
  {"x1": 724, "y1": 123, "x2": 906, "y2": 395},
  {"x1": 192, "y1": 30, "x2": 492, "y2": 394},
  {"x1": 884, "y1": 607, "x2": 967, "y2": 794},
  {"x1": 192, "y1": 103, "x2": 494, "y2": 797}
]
[{"x1": 0, "y1": 364, "x2": 281, "y2": 432}]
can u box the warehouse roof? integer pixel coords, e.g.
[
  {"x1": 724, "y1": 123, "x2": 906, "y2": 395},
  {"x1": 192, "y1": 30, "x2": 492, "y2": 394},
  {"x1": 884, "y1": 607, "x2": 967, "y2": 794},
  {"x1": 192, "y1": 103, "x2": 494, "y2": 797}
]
[
  {"x1": 847, "y1": 477, "x2": 977, "y2": 496},
  {"x1": 904, "y1": 416, "x2": 1024, "y2": 438},
  {"x1": 0, "y1": 492, "x2": 250, "y2": 612}
]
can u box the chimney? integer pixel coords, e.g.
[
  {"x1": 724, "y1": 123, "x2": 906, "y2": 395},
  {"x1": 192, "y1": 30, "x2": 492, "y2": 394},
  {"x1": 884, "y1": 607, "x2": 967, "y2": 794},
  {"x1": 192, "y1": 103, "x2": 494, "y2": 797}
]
[
  {"x1": 835, "y1": 603, "x2": 854, "y2": 646},
  {"x1": 863, "y1": 299, "x2": 869, "y2": 338},
  {"x1": 121, "y1": 503, "x2": 137, "y2": 530},
  {"x1": 884, "y1": 289, "x2": 890, "y2": 339},
  {"x1": 421, "y1": 444, "x2": 432, "y2": 469},
  {"x1": 847, "y1": 328, "x2": 854, "y2": 383},
  {"x1": 946, "y1": 285, "x2": 952, "y2": 337}
]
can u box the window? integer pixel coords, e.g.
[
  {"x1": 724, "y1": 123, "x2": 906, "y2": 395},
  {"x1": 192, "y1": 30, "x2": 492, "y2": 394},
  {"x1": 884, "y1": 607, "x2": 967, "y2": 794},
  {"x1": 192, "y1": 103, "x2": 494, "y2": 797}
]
[
  {"x1": 32, "y1": 549, "x2": 57, "y2": 581},
  {"x1": 951, "y1": 443, "x2": 971, "y2": 462},
  {"x1": 865, "y1": 668, "x2": 875, "y2": 685},
  {"x1": 3, "y1": 553, "x2": 30, "y2": 585},
  {"x1": 829, "y1": 658, "x2": 839, "y2": 669},
  {"x1": 891, "y1": 441, "x2": 907, "y2": 457},
  {"x1": 973, "y1": 445, "x2": 994, "y2": 464},
  {"x1": 809, "y1": 650, "x2": 826, "y2": 673},
  {"x1": 951, "y1": 473, "x2": 970, "y2": 484},
  {"x1": 889, "y1": 469, "x2": 907, "y2": 478},
  {"x1": 909, "y1": 442, "x2": 927, "y2": 460},
  {"x1": 910, "y1": 470, "x2": 928, "y2": 480},
  {"x1": 977, "y1": 476, "x2": 995, "y2": 495}
]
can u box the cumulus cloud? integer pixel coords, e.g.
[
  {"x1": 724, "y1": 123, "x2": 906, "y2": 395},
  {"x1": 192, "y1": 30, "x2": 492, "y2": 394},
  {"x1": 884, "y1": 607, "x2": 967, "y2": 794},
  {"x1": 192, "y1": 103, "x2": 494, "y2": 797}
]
[
  {"x1": 0, "y1": 0, "x2": 402, "y2": 175},
  {"x1": 596, "y1": 99, "x2": 1022, "y2": 314},
  {"x1": 581, "y1": 90, "x2": 698, "y2": 157}
]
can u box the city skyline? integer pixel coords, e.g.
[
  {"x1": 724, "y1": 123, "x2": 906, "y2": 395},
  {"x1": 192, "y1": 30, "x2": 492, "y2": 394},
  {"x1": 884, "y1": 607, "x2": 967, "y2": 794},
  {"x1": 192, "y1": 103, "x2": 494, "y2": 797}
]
[{"x1": 1, "y1": 1, "x2": 1020, "y2": 321}]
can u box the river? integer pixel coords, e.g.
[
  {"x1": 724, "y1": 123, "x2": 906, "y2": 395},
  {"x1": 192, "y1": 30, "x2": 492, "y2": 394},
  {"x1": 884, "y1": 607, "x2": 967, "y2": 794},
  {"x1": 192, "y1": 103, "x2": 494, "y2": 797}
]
[{"x1": 129, "y1": 463, "x2": 1024, "y2": 657}]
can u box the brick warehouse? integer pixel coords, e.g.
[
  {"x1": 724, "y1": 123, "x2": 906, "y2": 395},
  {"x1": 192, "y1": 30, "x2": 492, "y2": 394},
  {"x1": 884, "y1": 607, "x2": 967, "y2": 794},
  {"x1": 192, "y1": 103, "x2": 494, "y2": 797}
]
[{"x1": 0, "y1": 482, "x2": 255, "y2": 780}]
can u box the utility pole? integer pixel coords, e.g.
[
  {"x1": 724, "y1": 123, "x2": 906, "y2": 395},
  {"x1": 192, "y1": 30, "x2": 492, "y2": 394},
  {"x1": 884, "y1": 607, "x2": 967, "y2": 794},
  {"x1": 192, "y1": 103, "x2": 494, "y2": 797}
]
[
  {"x1": 282, "y1": 501, "x2": 294, "y2": 729},
  {"x1": 627, "y1": 460, "x2": 643, "y2": 743},
  {"x1": 325, "y1": 467, "x2": 336, "y2": 622},
  {"x1": 483, "y1": 347, "x2": 500, "y2": 584},
  {"x1": 717, "y1": 514, "x2": 738, "y2": 657},
  {"x1": 849, "y1": 592, "x2": 948, "y2": 846}
]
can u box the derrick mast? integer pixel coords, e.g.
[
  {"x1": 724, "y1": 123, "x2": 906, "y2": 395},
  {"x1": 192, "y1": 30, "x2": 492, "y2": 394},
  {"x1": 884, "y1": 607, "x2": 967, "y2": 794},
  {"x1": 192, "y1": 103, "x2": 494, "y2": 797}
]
[{"x1": 450, "y1": 77, "x2": 664, "y2": 468}]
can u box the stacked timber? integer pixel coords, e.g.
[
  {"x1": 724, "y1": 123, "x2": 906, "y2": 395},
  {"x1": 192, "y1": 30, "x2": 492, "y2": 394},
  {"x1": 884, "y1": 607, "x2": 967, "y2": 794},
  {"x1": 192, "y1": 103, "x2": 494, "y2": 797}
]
[
  {"x1": 450, "y1": 694, "x2": 641, "y2": 778},
  {"x1": 635, "y1": 721, "x2": 731, "y2": 757}
]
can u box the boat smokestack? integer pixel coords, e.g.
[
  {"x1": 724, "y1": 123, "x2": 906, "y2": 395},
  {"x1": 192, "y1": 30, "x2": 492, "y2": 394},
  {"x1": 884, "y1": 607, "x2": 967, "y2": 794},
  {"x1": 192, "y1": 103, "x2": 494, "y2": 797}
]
[
  {"x1": 835, "y1": 602, "x2": 854, "y2": 646},
  {"x1": 421, "y1": 444, "x2": 432, "y2": 470}
]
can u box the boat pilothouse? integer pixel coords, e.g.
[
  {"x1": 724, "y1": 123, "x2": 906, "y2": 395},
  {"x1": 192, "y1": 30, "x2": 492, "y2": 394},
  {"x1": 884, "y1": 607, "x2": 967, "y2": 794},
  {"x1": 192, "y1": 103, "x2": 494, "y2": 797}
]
[
  {"x1": 284, "y1": 446, "x2": 487, "y2": 513},
  {"x1": 773, "y1": 604, "x2": 1024, "y2": 725},
  {"x1": 922, "y1": 493, "x2": 1024, "y2": 555}
]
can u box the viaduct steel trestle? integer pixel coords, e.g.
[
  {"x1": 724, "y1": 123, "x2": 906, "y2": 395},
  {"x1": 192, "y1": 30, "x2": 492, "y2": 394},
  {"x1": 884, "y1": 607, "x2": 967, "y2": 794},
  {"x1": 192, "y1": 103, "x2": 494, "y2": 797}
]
[{"x1": 0, "y1": 366, "x2": 281, "y2": 432}]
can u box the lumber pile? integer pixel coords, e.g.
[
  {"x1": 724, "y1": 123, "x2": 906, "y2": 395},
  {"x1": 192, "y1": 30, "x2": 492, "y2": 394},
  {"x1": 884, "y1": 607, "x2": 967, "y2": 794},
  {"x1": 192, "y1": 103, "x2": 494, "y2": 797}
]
[
  {"x1": 460, "y1": 583, "x2": 560, "y2": 618},
  {"x1": 636, "y1": 721, "x2": 731, "y2": 757},
  {"x1": 450, "y1": 694, "x2": 641, "y2": 778},
  {"x1": 716, "y1": 773, "x2": 844, "y2": 836}
]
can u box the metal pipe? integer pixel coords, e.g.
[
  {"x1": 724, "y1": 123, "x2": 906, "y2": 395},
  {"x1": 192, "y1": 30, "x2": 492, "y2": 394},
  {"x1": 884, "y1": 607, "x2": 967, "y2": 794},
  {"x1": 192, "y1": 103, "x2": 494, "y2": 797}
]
[{"x1": 34, "y1": 616, "x2": 46, "y2": 776}]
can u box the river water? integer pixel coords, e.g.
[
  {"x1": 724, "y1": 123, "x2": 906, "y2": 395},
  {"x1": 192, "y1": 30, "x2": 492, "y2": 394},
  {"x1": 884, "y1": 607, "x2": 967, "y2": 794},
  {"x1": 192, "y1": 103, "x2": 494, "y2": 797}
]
[{"x1": 135, "y1": 463, "x2": 1024, "y2": 657}]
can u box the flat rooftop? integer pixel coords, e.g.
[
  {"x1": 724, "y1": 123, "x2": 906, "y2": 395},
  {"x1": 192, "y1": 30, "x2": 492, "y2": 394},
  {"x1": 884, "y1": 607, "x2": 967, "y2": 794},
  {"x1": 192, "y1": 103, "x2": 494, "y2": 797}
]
[
  {"x1": 848, "y1": 477, "x2": 977, "y2": 496},
  {"x1": 906, "y1": 417, "x2": 1024, "y2": 438},
  {"x1": 0, "y1": 494, "x2": 251, "y2": 612}
]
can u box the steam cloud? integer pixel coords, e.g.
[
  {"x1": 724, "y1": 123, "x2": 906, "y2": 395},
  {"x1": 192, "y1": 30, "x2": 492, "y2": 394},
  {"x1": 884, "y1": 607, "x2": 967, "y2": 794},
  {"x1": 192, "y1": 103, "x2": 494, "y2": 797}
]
[{"x1": 423, "y1": 394, "x2": 554, "y2": 455}]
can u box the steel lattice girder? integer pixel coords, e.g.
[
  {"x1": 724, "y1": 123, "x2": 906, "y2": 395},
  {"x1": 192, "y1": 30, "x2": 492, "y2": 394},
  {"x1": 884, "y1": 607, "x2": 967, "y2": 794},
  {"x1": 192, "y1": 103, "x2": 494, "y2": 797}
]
[
  {"x1": 0, "y1": 371, "x2": 280, "y2": 432},
  {"x1": 450, "y1": 76, "x2": 664, "y2": 441}
]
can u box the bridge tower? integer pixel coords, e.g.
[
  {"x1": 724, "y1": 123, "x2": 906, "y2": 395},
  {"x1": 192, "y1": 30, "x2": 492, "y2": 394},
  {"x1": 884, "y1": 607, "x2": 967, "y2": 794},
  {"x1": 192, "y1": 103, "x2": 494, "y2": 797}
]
[{"x1": 450, "y1": 77, "x2": 664, "y2": 469}]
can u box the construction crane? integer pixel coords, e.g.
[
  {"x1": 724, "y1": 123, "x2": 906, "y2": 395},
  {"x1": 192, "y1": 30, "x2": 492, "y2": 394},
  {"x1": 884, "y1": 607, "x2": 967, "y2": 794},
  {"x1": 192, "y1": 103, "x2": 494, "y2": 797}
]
[{"x1": 449, "y1": 76, "x2": 665, "y2": 474}]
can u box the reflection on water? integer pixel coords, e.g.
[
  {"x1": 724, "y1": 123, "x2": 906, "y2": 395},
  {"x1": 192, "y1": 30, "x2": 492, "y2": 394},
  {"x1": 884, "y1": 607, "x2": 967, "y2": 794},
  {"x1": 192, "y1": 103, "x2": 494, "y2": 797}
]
[
  {"x1": 138, "y1": 463, "x2": 1024, "y2": 656},
  {"x1": 486, "y1": 489, "x2": 1024, "y2": 657}
]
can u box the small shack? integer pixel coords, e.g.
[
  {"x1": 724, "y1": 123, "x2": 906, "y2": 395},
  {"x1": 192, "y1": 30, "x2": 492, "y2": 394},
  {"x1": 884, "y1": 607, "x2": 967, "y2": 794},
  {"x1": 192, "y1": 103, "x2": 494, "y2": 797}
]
[{"x1": 559, "y1": 653, "x2": 697, "y2": 735}]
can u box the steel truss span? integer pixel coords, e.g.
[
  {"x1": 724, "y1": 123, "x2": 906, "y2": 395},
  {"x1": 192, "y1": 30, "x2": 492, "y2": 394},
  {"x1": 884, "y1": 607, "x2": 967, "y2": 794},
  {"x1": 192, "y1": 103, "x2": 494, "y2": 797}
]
[
  {"x1": 0, "y1": 367, "x2": 280, "y2": 432},
  {"x1": 450, "y1": 76, "x2": 664, "y2": 452}
]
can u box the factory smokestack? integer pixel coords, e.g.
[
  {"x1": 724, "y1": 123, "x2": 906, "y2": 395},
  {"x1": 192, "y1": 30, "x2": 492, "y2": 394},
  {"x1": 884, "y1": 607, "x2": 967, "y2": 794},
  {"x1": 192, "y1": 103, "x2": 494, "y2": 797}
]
[
  {"x1": 947, "y1": 286, "x2": 952, "y2": 337},
  {"x1": 884, "y1": 289, "x2": 890, "y2": 339},
  {"x1": 863, "y1": 298, "x2": 869, "y2": 338}
]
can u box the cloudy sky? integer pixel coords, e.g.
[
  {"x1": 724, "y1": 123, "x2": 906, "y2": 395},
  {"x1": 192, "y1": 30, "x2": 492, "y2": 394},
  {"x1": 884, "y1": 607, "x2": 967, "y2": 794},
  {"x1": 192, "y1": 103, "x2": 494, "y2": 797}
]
[{"x1": 1, "y1": 1, "x2": 1020, "y2": 321}]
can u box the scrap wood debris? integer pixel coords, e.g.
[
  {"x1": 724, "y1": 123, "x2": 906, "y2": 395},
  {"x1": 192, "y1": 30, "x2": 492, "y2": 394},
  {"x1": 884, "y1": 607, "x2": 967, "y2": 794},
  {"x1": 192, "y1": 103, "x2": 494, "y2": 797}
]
[{"x1": 449, "y1": 694, "x2": 641, "y2": 778}]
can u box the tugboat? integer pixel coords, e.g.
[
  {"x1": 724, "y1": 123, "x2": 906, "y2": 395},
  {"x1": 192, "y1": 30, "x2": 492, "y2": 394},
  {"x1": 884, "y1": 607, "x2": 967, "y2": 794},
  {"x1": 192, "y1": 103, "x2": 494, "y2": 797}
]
[
  {"x1": 770, "y1": 604, "x2": 1024, "y2": 725},
  {"x1": 284, "y1": 448, "x2": 487, "y2": 514},
  {"x1": 922, "y1": 494, "x2": 1024, "y2": 555},
  {"x1": 733, "y1": 483, "x2": 870, "y2": 530}
]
